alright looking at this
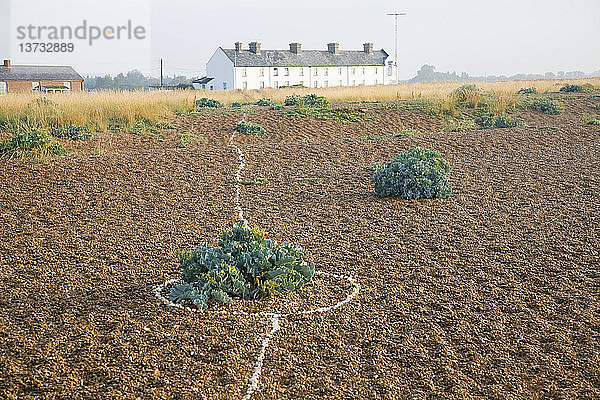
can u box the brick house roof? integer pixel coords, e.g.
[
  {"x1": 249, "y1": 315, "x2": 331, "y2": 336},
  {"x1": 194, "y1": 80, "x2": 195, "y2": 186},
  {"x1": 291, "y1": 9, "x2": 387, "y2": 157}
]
[{"x1": 0, "y1": 65, "x2": 83, "y2": 81}]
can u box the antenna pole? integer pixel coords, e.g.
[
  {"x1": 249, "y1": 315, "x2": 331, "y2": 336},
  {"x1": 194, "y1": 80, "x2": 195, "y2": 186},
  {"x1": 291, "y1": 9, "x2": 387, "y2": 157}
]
[
  {"x1": 387, "y1": 12, "x2": 406, "y2": 84},
  {"x1": 160, "y1": 58, "x2": 163, "y2": 88}
]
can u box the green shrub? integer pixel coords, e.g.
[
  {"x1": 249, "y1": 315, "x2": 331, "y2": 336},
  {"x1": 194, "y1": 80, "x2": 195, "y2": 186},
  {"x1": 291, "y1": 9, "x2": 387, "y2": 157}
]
[
  {"x1": 517, "y1": 87, "x2": 538, "y2": 95},
  {"x1": 371, "y1": 147, "x2": 451, "y2": 199},
  {"x1": 0, "y1": 128, "x2": 66, "y2": 159},
  {"x1": 195, "y1": 97, "x2": 223, "y2": 108},
  {"x1": 256, "y1": 98, "x2": 278, "y2": 107},
  {"x1": 169, "y1": 221, "x2": 315, "y2": 310},
  {"x1": 583, "y1": 114, "x2": 600, "y2": 125},
  {"x1": 475, "y1": 114, "x2": 524, "y2": 129},
  {"x1": 284, "y1": 94, "x2": 329, "y2": 107},
  {"x1": 559, "y1": 84, "x2": 583, "y2": 93},
  {"x1": 530, "y1": 97, "x2": 564, "y2": 115},
  {"x1": 51, "y1": 125, "x2": 93, "y2": 140},
  {"x1": 451, "y1": 84, "x2": 483, "y2": 107},
  {"x1": 445, "y1": 119, "x2": 475, "y2": 132},
  {"x1": 235, "y1": 121, "x2": 266, "y2": 136}
]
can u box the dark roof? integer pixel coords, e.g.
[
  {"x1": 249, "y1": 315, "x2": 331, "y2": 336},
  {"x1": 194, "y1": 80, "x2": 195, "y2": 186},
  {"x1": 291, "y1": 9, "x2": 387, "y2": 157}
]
[
  {"x1": 192, "y1": 77, "x2": 213, "y2": 84},
  {"x1": 221, "y1": 48, "x2": 389, "y2": 67},
  {"x1": 0, "y1": 65, "x2": 83, "y2": 81}
]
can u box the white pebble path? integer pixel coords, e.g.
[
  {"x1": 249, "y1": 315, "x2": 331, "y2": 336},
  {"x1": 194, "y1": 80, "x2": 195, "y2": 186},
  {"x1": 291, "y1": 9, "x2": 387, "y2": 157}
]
[{"x1": 154, "y1": 113, "x2": 360, "y2": 399}]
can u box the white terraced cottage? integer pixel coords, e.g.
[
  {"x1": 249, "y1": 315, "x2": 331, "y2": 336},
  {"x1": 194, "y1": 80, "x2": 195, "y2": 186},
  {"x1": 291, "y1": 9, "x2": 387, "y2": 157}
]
[{"x1": 193, "y1": 42, "x2": 398, "y2": 91}]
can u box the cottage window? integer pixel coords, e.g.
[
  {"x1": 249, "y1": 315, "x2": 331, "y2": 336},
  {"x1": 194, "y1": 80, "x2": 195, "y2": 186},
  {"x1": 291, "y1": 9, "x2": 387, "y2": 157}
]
[
  {"x1": 0, "y1": 82, "x2": 6, "y2": 95},
  {"x1": 362, "y1": 67, "x2": 366, "y2": 75},
  {"x1": 338, "y1": 80, "x2": 342, "y2": 86},
  {"x1": 314, "y1": 81, "x2": 318, "y2": 88},
  {"x1": 273, "y1": 68, "x2": 278, "y2": 76},
  {"x1": 324, "y1": 68, "x2": 328, "y2": 76},
  {"x1": 260, "y1": 81, "x2": 265, "y2": 89},
  {"x1": 260, "y1": 68, "x2": 264, "y2": 77},
  {"x1": 210, "y1": 85, "x2": 214, "y2": 90},
  {"x1": 324, "y1": 80, "x2": 328, "y2": 87},
  {"x1": 64, "y1": 82, "x2": 71, "y2": 91},
  {"x1": 313, "y1": 68, "x2": 318, "y2": 76},
  {"x1": 351, "y1": 68, "x2": 356, "y2": 75},
  {"x1": 285, "y1": 81, "x2": 289, "y2": 87},
  {"x1": 299, "y1": 68, "x2": 304, "y2": 76},
  {"x1": 274, "y1": 81, "x2": 278, "y2": 88},
  {"x1": 223, "y1": 82, "x2": 227, "y2": 90},
  {"x1": 375, "y1": 79, "x2": 378, "y2": 85},
  {"x1": 242, "y1": 68, "x2": 247, "y2": 77},
  {"x1": 32, "y1": 82, "x2": 40, "y2": 91},
  {"x1": 284, "y1": 67, "x2": 289, "y2": 76},
  {"x1": 242, "y1": 82, "x2": 247, "y2": 90}
]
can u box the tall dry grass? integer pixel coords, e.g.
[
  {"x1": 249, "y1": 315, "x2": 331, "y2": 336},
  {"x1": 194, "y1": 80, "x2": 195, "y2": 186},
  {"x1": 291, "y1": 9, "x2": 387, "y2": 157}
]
[{"x1": 0, "y1": 77, "x2": 598, "y2": 133}]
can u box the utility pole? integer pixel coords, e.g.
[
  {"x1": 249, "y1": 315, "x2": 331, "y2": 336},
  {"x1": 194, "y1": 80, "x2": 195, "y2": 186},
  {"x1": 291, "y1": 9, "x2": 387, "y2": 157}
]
[
  {"x1": 387, "y1": 12, "x2": 406, "y2": 84},
  {"x1": 160, "y1": 58, "x2": 163, "y2": 88}
]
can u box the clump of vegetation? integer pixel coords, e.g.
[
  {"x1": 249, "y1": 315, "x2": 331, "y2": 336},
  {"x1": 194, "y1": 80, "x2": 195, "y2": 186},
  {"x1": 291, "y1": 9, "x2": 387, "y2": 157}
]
[
  {"x1": 283, "y1": 106, "x2": 373, "y2": 122},
  {"x1": 451, "y1": 84, "x2": 483, "y2": 108},
  {"x1": 256, "y1": 98, "x2": 278, "y2": 107},
  {"x1": 235, "y1": 121, "x2": 266, "y2": 136},
  {"x1": 284, "y1": 94, "x2": 330, "y2": 108},
  {"x1": 559, "y1": 84, "x2": 583, "y2": 93},
  {"x1": 0, "y1": 127, "x2": 66, "y2": 160},
  {"x1": 169, "y1": 220, "x2": 315, "y2": 310},
  {"x1": 591, "y1": 104, "x2": 600, "y2": 111},
  {"x1": 583, "y1": 114, "x2": 600, "y2": 125},
  {"x1": 394, "y1": 127, "x2": 422, "y2": 137},
  {"x1": 528, "y1": 97, "x2": 564, "y2": 115},
  {"x1": 178, "y1": 129, "x2": 207, "y2": 148},
  {"x1": 517, "y1": 87, "x2": 538, "y2": 95},
  {"x1": 371, "y1": 147, "x2": 451, "y2": 199},
  {"x1": 445, "y1": 119, "x2": 476, "y2": 132},
  {"x1": 475, "y1": 114, "x2": 524, "y2": 129},
  {"x1": 269, "y1": 104, "x2": 284, "y2": 110},
  {"x1": 50, "y1": 125, "x2": 93, "y2": 140},
  {"x1": 195, "y1": 98, "x2": 224, "y2": 108},
  {"x1": 235, "y1": 177, "x2": 269, "y2": 185}
]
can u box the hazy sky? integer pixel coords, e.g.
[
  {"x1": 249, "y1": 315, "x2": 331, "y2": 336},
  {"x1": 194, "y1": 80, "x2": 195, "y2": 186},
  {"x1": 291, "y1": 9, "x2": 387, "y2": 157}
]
[
  {"x1": 150, "y1": 0, "x2": 599, "y2": 79},
  {"x1": 2, "y1": 0, "x2": 599, "y2": 78}
]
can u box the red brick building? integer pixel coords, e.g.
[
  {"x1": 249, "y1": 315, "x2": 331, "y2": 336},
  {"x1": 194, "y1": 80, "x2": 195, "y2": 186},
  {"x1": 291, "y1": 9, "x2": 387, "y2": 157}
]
[{"x1": 0, "y1": 59, "x2": 84, "y2": 94}]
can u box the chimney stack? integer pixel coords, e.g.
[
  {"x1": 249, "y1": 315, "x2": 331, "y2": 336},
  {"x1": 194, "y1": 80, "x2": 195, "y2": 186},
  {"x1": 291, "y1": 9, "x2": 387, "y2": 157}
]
[
  {"x1": 235, "y1": 42, "x2": 242, "y2": 52},
  {"x1": 327, "y1": 43, "x2": 339, "y2": 54},
  {"x1": 363, "y1": 43, "x2": 373, "y2": 54},
  {"x1": 3, "y1": 59, "x2": 10, "y2": 68},
  {"x1": 289, "y1": 42, "x2": 302, "y2": 54},
  {"x1": 249, "y1": 42, "x2": 261, "y2": 54}
]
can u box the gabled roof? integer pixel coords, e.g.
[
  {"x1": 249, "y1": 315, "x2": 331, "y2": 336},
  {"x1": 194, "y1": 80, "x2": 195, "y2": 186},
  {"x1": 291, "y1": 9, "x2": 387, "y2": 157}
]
[
  {"x1": 192, "y1": 76, "x2": 214, "y2": 84},
  {"x1": 0, "y1": 65, "x2": 83, "y2": 81},
  {"x1": 221, "y1": 48, "x2": 389, "y2": 67}
]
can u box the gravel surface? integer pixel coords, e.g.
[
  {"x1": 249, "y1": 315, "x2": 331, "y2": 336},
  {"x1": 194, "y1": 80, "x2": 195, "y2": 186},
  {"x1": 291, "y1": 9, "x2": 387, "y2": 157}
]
[{"x1": 0, "y1": 93, "x2": 599, "y2": 399}]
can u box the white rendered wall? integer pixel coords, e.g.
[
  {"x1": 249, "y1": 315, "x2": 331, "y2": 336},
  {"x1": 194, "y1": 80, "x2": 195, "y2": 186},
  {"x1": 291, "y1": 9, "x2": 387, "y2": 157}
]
[{"x1": 206, "y1": 48, "x2": 234, "y2": 91}]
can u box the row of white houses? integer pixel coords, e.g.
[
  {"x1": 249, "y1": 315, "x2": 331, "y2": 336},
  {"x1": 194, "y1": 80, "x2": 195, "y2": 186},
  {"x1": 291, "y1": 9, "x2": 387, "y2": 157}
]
[{"x1": 193, "y1": 42, "x2": 398, "y2": 91}]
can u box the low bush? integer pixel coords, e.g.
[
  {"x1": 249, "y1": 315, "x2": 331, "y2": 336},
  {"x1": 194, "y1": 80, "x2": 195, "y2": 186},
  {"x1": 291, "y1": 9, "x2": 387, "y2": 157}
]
[
  {"x1": 235, "y1": 121, "x2": 266, "y2": 136},
  {"x1": 451, "y1": 84, "x2": 483, "y2": 108},
  {"x1": 51, "y1": 125, "x2": 93, "y2": 140},
  {"x1": 256, "y1": 98, "x2": 278, "y2": 107},
  {"x1": 529, "y1": 97, "x2": 564, "y2": 115},
  {"x1": 517, "y1": 87, "x2": 538, "y2": 95},
  {"x1": 583, "y1": 114, "x2": 600, "y2": 125},
  {"x1": 559, "y1": 84, "x2": 583, "y2": 93},
  {"x1": 284, "y1": 94, "x2": 329, "y2": 107},
  {"x1": 475, "y1": 114, "x2": 524, "y2": 129},
  {"x1": 371, "y1": 147, "x2": 451, "y2": 199},
  {"x1": 445, "y1": 119, "x2": 476, "y2": 132},
  {"x1": 195, "y1": 98, "x2": 223, "y2": 108},
  {"x1": 0, "y1": 128, "x2": 66, "y2": 159},
  {"x1": 169, "y1": 221, "x2": 315, "y2": 310}
]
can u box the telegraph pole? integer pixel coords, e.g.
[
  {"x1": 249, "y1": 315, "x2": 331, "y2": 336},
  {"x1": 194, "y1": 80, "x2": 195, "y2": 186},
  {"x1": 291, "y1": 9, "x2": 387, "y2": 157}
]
[
  {"x1": 387, "y1": 12, "x2": 406, "y2": 84},
  {"x1": 160, "y1": 58, "x2": 163, "y2": 88}
]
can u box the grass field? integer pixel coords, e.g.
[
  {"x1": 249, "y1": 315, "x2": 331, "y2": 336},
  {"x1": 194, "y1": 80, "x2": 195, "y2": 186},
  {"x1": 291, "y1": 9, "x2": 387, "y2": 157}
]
[{"x1": 1, "y1": 77, "x2": 599, "y2": 134}]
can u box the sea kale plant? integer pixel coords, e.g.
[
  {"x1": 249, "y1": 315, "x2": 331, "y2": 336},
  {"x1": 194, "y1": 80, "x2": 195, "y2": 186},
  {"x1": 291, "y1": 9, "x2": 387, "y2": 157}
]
[
  {"x1": 559, "y1": 84, "x2": 583, "y2": 93},
  {"x1": 0, "y1": 128, "x2": 66, "y2": 159},
  {"x1": 51, "y1": 125, "x2": 93, "y2": 140},
  {"x1": 372, "y1": 147, "x2": 451, "y2": 199},
  {"x1": 169, "y1": 221, "x2": 315, "y2": 310},
  {"x1": 195, "y1": 98, "x2": 224, "y2": 108},
  {"x1": 235, "y1": 121, "x2": 266, "y2": 136}
]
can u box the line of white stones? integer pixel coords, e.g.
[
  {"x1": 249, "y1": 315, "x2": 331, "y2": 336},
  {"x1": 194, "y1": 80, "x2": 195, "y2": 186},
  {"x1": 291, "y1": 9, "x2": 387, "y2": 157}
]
[
  {"x1": 154, "y1": 114, "x2": 361, "y2": 399},
  {"x1": 229, "y1": 114, "x2": 247, "y2": 222}
]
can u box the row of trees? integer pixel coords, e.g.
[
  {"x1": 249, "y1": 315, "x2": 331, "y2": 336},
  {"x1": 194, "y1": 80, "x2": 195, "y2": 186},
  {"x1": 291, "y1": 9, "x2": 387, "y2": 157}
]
[
  {"x1": 408, "y1": 64, "x2": 599, "y2": 83},
  {"x1": 84, "y1": 70, "x2": 193, "y2": 91}
]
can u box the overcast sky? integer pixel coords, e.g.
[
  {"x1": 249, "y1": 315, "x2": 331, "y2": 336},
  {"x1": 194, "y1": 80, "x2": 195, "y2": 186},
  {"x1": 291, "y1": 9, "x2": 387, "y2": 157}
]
[
  {"x1": 149, "y1": 0, "x2": 599, "y2": 79},
  {"x1": 3, "y1": 0, "x2": 599, "y2": 78}
]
